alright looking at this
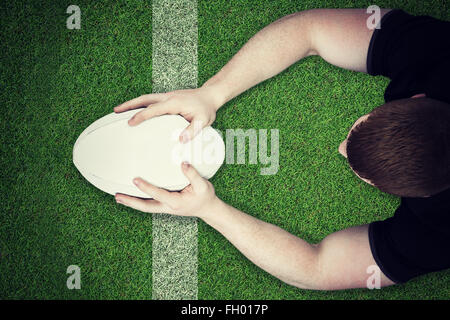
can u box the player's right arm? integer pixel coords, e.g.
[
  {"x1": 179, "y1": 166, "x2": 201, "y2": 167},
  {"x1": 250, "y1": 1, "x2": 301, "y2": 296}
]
[
  {"x1": 115, "y1": 8, "x2": 391, "y2": 140},
  {"x1": 116, "y1": 163, "x2": 395, "y2": 290}
]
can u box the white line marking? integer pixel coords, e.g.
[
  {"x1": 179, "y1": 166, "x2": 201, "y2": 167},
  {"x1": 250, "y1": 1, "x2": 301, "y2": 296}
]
[{"x1": 152, "y1": 0, "x2": 198, "y2": 300}]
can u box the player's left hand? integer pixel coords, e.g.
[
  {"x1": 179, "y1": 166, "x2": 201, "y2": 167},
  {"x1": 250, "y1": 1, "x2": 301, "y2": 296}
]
[{"x1": 115, "y1": 162, "x2": 218, "y2": 218}]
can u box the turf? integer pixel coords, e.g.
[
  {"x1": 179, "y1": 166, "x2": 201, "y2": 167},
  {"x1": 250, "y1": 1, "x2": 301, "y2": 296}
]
[{"x1": 1, "y1": 0, "x2": 449, "y2": 299}]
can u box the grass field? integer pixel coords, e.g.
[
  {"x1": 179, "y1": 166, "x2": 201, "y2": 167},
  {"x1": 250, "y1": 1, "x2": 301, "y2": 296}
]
[{"x1": 1, "y1": 0, "x2": 449, "y2": 299}]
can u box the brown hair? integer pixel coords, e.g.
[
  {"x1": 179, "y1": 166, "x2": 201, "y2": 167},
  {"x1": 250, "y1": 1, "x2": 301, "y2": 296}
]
[{"x1": 347, "y1": 97, "x2": 450, "y2": 197}]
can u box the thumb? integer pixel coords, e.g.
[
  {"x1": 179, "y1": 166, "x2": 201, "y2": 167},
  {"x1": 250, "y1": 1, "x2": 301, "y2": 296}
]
[
  {"x1": 181, "y1": 162, "x2": 204, "y2": 188},
  {"x1": 180, "y1": 118, "x2": 206, "y2": 143}
]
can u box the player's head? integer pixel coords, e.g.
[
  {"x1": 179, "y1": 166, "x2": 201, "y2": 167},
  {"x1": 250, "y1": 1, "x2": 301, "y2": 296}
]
[{"x1": 339, "y1": 97, "x2": 450, "y2": 197}]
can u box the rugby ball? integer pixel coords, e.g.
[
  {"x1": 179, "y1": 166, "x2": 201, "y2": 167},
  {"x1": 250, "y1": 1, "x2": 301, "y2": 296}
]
[{"x1": 73, "y1": 109, "x2": 225, "y2": 198}]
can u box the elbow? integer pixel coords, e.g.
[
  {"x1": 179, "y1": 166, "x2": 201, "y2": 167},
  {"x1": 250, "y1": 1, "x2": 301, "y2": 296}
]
[
  {"x1": 281, "y1": 277, "x2": 330, "y2": 291},
  {"x1": 286, "y1": 9, "x2": 320, "y2": 57},
  {"x1": 284, "y1": 273, "x2": 337, "y2": 291},
  {"x1": 279, "y1": 242, "x2": 338, "y2": 291},
  {"x1": 279, "y1": 250, "x2": 331, "y2": 290},
  {"x1": 287, "y1": 277, "x2": 333, "y2": 291}
]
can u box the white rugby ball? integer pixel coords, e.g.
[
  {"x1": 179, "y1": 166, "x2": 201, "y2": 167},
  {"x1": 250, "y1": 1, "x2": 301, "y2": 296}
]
[{"x1": 73, "y1": 109, "x2": 225, "y2": 198}]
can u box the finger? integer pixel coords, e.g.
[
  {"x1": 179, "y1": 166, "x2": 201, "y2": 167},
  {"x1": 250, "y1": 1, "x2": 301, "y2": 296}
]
[
  {"x1": 115, "y1": 193, "x2": 150, "y2": 212},
  {"x1": 181, "y1": 162, "x2": 205, "y2": 188},
  {"x1": 180, "y1": 118, "x2": 207, "y2": 143},
  {"x1": 133, "y1": 178, "x2": 180, "y2": 206},
  {"x1": 114, "y1": 93, "x2": 167, "y2": 113},
  {"x1": 115, "y1": 194, "x2": 171, "y2": 213},
  {"x1": 128, "y1": 103, "x2": 172, "y2": 126}
]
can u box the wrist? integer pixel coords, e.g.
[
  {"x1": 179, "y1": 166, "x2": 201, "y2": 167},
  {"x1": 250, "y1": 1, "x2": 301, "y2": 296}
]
[
  {"x1": 200, "y1": 80, "x2": 228, "y2": 111},
  {"x1": 196, "y1": 196, "x2": 224, "y2": 220}
]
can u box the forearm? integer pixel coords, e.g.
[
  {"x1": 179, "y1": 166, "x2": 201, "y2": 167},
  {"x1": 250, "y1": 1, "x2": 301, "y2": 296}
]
[
  {"x1": 201, "y1": 198, "x2": 321, "y2": 289},
  {"x1": 202, "y1": 11, "x2": 315, "y2": 107}
]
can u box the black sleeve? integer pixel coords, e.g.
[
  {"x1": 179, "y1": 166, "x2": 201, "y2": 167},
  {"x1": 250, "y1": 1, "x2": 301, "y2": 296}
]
[
  {"x1": 366, "y1": 9, "x2": 450, "y2": 104},
  {"x1": 368, "y1": 196, "x2": 450, "y2": 284}
]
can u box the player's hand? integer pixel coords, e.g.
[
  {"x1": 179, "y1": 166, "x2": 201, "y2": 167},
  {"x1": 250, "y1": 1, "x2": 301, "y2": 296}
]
[
  {"x1": 114, "y1": 87, "x2": 222, "y2": 143},
  {"x1": 115, "y1": 162, "x2": 218, "y2": 218}
]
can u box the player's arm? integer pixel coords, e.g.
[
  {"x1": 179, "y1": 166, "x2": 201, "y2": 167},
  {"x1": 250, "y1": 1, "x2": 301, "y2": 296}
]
[
  {"x1": 116, "y1": 163, "x2": 394, "y2": 290},
  {"x1": 198, "y1": 200, "x2": 395, "y2": 290},
  {"x1": 114, "y1": 9, "x2": 390, "y2": 141},
  {"x1": 201, "y1": 8, "x2": 392, "y2": 107}
]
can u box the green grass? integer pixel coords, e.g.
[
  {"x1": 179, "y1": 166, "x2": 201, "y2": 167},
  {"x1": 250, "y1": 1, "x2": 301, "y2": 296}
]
[{"x1": 1, "y1": 0, "x2": 449, "y2": 299}]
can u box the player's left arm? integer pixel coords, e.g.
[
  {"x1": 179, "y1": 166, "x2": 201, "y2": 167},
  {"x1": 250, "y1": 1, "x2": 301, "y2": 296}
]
[
  {"x1": 200, "y1": 202, "x2": 395, "y2": 290},
  {"x1": 116, "y1": 163, "x2": 394, "y2": 290}
]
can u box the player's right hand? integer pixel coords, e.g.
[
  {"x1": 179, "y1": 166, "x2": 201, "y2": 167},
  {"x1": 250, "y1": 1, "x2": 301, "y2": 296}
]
[{"x1": 114, "y1": 86, "x2": 223, "y2": 143}]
